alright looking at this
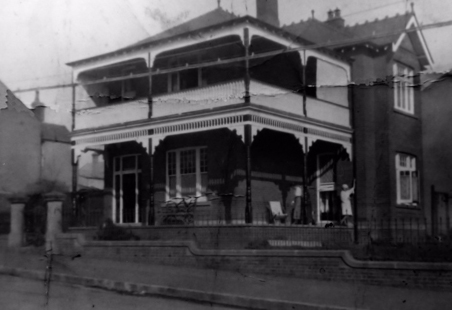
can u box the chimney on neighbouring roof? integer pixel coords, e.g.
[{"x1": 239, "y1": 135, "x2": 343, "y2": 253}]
[
  {"x1": 256, "y1": 0, "x2": 280, "y2": 28},
  {"x1": 326, "y1": 8, "x2": 345, "y2": 28},
  {"x1": 31, "y1": 90, "x2": 45, "y2": 122}
]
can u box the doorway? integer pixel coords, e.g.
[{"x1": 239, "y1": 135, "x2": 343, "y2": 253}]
[
  {"x1": 113, "y1": 154, "x2": 142, "y2": 224},
  {"x1": 316, "y1": 154, "x2": 340, "y2": 224}
]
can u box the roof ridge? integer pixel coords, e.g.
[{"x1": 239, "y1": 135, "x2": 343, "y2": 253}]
[
  {"x1": 164, "y1": 6, "x2": 238, "y2": 31},
  {"x1": 126, "y1": 7, "x2": 238, "y2": 49},
  {"x1": 346, "y1": 11, "x2": 411, "y2": 30},
  {"x1": 284, "y1": 17, "x2": 354, "y2": 38}
]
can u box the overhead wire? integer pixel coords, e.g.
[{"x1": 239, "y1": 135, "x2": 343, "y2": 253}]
[
  {"x1": 341, "y1": 0, "x2": 406, "y2": 18},
  {"x1": 13, "y1": 12, "x2": 452, "y2": 91}
]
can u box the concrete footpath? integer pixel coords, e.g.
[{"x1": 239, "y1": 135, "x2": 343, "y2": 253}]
[{"x1": 0, "y1": 247, "x2": 451, "y2": 310}]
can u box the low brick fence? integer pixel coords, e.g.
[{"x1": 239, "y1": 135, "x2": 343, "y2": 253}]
[
  {"x1": 68, "y1": 225, "x2": 354, "y2": 249},
  {"x1": 57, "y1": 234, "x2": 452, "y2": 291}
]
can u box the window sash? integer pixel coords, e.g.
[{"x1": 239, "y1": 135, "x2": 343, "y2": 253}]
[
  {"x1": 166, "y1": 147, "x2": 208, "y2": 199},
  {"x1": 393, "y1": 63, "x2": 414, "y2": 114},
  {"x1": 396, "y1": 154, "x2": 419, "y2": 205}
]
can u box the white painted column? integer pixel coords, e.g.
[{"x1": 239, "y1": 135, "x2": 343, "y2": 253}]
[
  {"x1": 8, "y1": 196, "x2": 27, "y2": 248},
  {"x1": 44, "y1": 192, "x2": 66, "y2": 254}
]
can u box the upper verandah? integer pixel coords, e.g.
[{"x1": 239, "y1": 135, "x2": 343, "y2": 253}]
[{"x1": 67, "y1": 7, "x2": 352, "y2": 81}]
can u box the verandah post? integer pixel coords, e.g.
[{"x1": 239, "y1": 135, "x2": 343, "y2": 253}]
[
  {"x1": 243, "y1": 27, "x2": 250, "y2": 104},
  {"x1": 148, "y1": 137, "x2": 155, "y2": 225},
  {"x1": 245, "y1": 124, "x2": 252, "y2": 223},
  {"x1": 148, "y1": 52, "x2": 153, "y2": 118},
  {"x1": 147, "y1": 52, "x2": 155, "y2": 225}
]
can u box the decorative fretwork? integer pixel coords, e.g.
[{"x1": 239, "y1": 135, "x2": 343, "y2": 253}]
[
  {"x1": 73, "y1": 113, "x2": 351, "y2": 153},
  {"x1": 154, "y1": 115, "x2": 244, "y2": 135}
]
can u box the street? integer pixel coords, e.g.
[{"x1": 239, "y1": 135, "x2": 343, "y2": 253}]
[{"x1": 0, "y1": 275, "x2": 237, "y2": 310}]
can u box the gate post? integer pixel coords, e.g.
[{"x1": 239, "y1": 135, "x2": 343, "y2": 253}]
[
  {"x1": 7, "y1": 196, "x2": 27, "y2": 248},
  {"x1": 44, "y1": 192, "x2": 66, "y2": 254}
]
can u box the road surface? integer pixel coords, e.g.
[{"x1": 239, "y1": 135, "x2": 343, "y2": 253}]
[{"x1": 0, "y1": 275, "x2": 237, "y2": 310}]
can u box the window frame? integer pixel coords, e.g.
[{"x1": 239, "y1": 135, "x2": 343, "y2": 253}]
[
  {"x1": 393, "y1": 62, "x2": 414, "y2": 114},
  {"x1": 395, "y1": 153, "x2": 419, "y2": 206},
  {"x1": 167, "y1": 56, "x2": 202, "y2": 93},
  {"x1": 166, "y1": 146, "x2": 208, "y2": 202}
]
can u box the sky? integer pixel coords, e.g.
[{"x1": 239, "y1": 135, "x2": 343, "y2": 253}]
[{"x1": 0, "y1": 0, "x2": 451, "y2": 113}]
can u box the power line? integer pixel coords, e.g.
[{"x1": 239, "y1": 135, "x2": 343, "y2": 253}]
[
  {"x1": 79, "y1": 18, "x2": 451, "y2": 86},
  {"x1": 13, "y1": 17, "x2": 452, "y2": 91},
  {"x1": 342, "y1": 0, "x2": 405, "y2": 18}
]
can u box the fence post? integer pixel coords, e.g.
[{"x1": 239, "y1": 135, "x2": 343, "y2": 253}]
[
  {"x1": 7, "y1": 196, "x2": 27, "y2": 248},
  {"x1": 424, "y1": 217, "x2": 428, "y2": 242},
  {"x1": 44, "y1": 192, "x2": 66, "y2": 254}
]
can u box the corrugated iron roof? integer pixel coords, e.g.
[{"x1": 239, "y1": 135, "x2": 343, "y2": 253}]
[{"x1": 0, "y1": 80, "x2": 34, "y2": 116}]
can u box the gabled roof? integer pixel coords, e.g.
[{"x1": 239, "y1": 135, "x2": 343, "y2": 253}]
[
  {"x1": 0, "y1": 79, "x2": 34, "y2": 117},
  {"x1": 346, "y1": 12, "x2": 412, "y2": 46},
  {"x1": 284, "y1": 18, "x2": 353, "y2": 46},
  {"x1": 67, "y1": 8, "x2": 342, "y2": 67},
  {"x1": 128, "y1": 8, "x2": 238, "y2": 48},
  {"x1": 284, "y1": 11, "x2": 432, "y2": 67},
  {"x1": 283, "y1": 12, "x2": 412, "y2": 48}
]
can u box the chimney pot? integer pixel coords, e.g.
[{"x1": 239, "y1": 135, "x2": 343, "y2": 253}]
[
  {"x1": 326, "y1": 8, "x2": 345, "y2": 28},
  {"x1": 327, "y1": 10, "x2": 334, "y2": 20}
]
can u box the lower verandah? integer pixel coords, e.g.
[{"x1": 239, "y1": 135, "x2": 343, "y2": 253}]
[{"x1": 73, "y1": 128, "x2": 353, "y2": 229}]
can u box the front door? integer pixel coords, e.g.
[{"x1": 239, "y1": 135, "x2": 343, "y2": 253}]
[{"x1": 113, "y1": 155, "x2": 141, "y2": 224}]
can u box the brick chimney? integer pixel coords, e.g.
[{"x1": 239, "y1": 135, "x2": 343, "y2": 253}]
[
  {"x1": 31, "y1": 90, "x2": 45, "y2": 122},
  {"x1": 256, "y1": 0, "x2": 280, "y2": 28},
  {"x1": 326, "y1": 8, "x2": 345, "y2": 28}
]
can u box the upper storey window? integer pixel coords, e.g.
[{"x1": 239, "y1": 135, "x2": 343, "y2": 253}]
[{"x1": 393, "y1": 63, "x2": 414, "y2": 114}]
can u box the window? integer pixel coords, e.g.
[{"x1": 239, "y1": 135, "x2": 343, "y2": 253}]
[
  {"x1": 393, "y1": 63, "x2": 414, "y2": 114},
  {"x1": 166, "y1": 147, "x2": 208, "y2": 199},
  {"x1": 167, "y1": 56, "x2": 202, "y2": 93},
  {"x1": 395, "y1": 153, "x2": 419, "y2": 205}
]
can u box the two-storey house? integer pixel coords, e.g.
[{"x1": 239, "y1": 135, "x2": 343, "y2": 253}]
[{"x1": 68, "y1": 1, "x2": 432, "y2": 229}]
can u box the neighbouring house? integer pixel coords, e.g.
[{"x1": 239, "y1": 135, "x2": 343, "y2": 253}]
[
  {"x1": 421, "y1": 72, "x2": 452, "y2": 235},
  {"x1": 67, "y1": 1, "x2": 432, "y2": 230},
  {"x1": 32, "y1": 91, "x2": 72, "y2": 192},
  {"x1": 0, "y1": 83, "x2": 71, "y2": 234},
  {"x1": 0, "y1": 81, "x2": 41, "y2": 233}
]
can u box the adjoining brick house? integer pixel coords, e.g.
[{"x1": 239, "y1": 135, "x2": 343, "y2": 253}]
[
  {"x1": 0, "y1": 82, "x2": 71, "y2": 234},
  {"x1": 0, "y1": 80, "x2": 41, "y2": 233},
  {"x1": 68, "y1": 1, "x2": 432, "y2": 228},
  {"x1": 421, "y1": 72, "x2": 452, "y2": 235}
]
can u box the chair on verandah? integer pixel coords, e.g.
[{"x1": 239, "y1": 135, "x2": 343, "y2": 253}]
[{"x1": 267, "y1": 201, "x2": 288, "y2": 225}]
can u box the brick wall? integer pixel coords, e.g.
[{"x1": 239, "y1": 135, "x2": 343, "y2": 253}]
[{"x1": 57, "y1": 237, "x2": 452, "y2": 291}]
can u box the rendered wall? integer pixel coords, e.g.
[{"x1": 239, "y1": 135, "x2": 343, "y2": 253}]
[
  {"x1": 0, "y1": 108, "x2": 41, "y2": 195},
  {"x1": 41, "y1": 141, "x2": 72, "y2": 191}
]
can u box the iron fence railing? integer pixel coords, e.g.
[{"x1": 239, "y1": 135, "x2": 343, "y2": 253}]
[{"x1": 66, "y1": 194, "x2": 452, "y2": 247}]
